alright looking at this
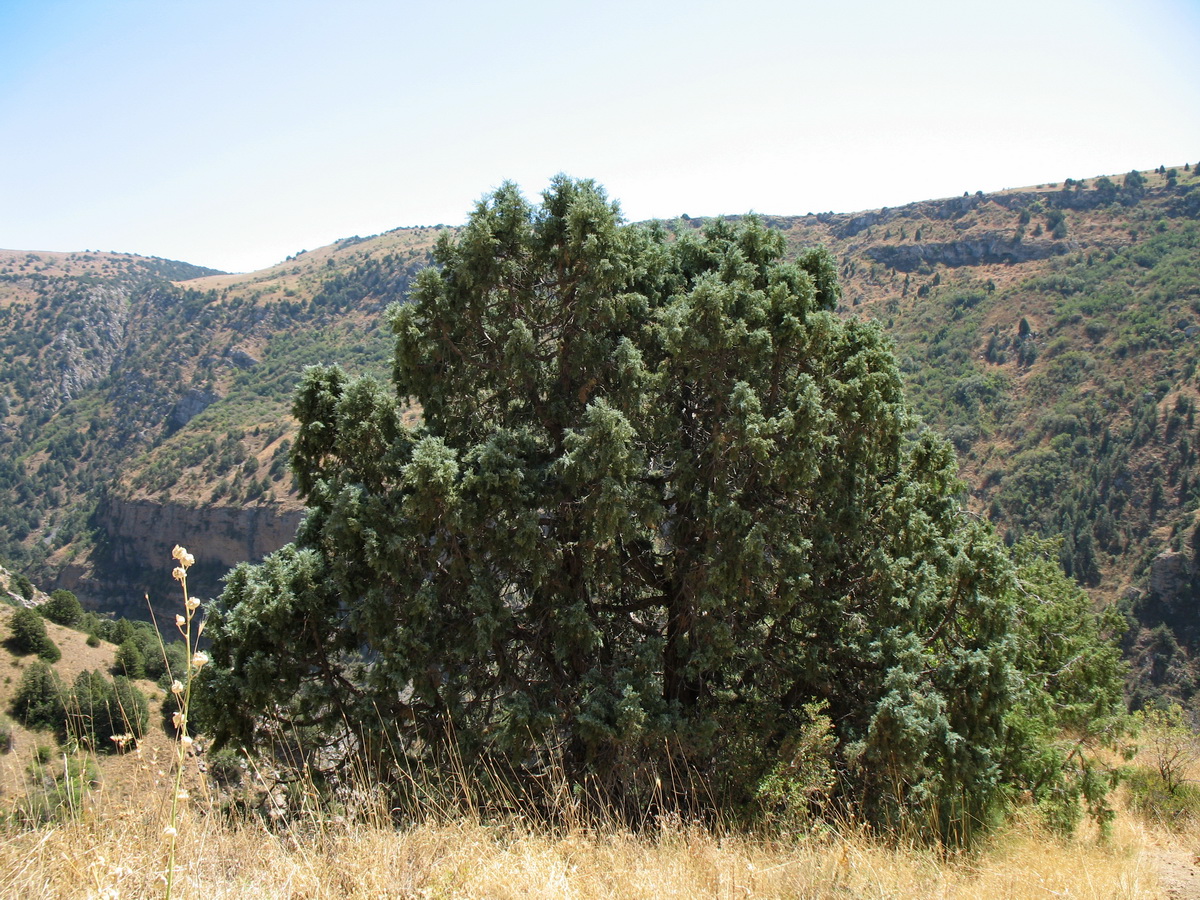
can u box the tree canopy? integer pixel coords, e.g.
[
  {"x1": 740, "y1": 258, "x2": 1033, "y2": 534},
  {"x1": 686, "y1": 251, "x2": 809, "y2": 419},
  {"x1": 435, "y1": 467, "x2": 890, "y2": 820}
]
[
  {"x1": 205, "y1": 177, "x2": 1124, "y2": 840},
  {"x1": 8, "y1": 606, "x2": 60, "y2": 662}
]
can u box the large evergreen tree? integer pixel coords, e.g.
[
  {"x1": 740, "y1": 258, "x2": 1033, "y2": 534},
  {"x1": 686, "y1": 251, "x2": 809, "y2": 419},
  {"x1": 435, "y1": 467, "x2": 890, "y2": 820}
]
[{"x1": 204, "y1": 177, "x2": 1110, "y2": 838}]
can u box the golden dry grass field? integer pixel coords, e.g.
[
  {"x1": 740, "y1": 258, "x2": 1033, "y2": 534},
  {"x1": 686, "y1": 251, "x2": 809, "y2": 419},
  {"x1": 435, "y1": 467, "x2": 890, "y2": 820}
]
[
  {"x1": 0, "y1": 597, "x2": 1196, "y2": 899},
  {"x1": 0, "y1": 789, "x2": 1177, "y2": 899}
]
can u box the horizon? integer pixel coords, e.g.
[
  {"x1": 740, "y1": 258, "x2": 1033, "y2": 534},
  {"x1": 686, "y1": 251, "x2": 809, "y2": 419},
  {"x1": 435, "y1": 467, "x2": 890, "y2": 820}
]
[
  {"x1": 0, "y1": 162, "x2": 1192, "y2": 276},
  {"x1": 2, "y1": 0, "x2": 1198, "y2": 274}
]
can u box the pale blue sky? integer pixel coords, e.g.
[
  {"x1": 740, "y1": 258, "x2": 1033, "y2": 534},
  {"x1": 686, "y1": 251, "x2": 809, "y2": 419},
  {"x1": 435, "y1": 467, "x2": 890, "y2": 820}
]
[{"x1": 1, "y1": 0, "x2": 1197, "y2": 273}]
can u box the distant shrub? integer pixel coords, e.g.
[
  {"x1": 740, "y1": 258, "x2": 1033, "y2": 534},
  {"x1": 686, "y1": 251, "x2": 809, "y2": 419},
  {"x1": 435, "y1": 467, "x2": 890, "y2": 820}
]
[
  {"x1": 8, "y1": 607, "x2": 61, "y2": 662},
  {"x1": 10, "y1": 661, "x2": 147, "y2": 751},
  {"x1": 208, "y1": 746, "x2": 245, "y2": 787},
  {"x1": 17, "y1": 753, "x2": 99, "y2": 825},
  {"x1": 113, "y1": 639, "x2": 145, "y2": 680},
  {"x1": 12, "y1": 573, "x2": 33, "y2": 601},
  {"x1": 42, "y1": 590, "x2": 82, "y2": 627},
  {"x1": 11, "y1": 661, "x2": 65, "y2": 731},
  {"x1": 1125, "y1": 766, "x2": 1200, "y2": 830},
  {"x1": 65, "y1": 671, "x2": 149, "y2": 752},
  {"x1": 0, "y1": 715, "x2": 13, "y2": 752}
]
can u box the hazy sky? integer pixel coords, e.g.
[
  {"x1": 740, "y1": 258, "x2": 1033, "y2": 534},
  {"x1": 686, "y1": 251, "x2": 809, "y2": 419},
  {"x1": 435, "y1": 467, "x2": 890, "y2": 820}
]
[{"x1": 2, "y1": 0, "x2": 1197, "y2": 273}]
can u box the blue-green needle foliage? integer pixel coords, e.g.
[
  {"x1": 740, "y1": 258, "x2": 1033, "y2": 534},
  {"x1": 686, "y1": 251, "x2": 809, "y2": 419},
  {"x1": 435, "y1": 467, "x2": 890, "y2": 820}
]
[{"x1": 204, "y1": 177, "x2": 1123, "y2": 841}]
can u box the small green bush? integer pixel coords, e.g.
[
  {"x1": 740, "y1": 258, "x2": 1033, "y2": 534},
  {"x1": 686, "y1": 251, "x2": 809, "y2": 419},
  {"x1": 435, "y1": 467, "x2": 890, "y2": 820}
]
[
  {"x1": 0, "y1": 715, "x2": 14, "y2": 753},
  {"x1": 17, "y1": 753, "x2": 99, "y2": 825},
  {"x1": 208, "y1": 746, "x2": 245, "y2": 787},
  {"x1": 12, "y1": 573, "x2": 34, "y2": 601},
  {"x1": 755, "y1": 701, "x2": 837, "y2": 825},
  {"x1": 113, "y1": 639, "x2": 145, "y2": 679},
  {"x1": 7, "y1": 607, "x2": 60, "y2": 662},
  {"x1": 11, "y1": 661, "x2": 66, "y2": 731},
  {"x1": 42, "y1": 590, "x2": 82, "y2": 627},
  {"x1": 1125, "y1": 766, "x2": 1200, "y2": 830},
  {"x1": 65, "y1": 671, "x2": 150, "y2": 752}
]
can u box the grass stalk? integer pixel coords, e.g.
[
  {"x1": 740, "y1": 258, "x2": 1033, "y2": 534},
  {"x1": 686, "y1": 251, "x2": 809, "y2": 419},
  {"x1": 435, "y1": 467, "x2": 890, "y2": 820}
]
[{"x1": 162, "y1": 544, "x2": 206, "y2": 899}]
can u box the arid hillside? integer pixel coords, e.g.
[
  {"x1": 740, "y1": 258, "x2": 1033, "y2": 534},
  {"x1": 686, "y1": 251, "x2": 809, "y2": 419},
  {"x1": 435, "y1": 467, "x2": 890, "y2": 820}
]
[{"x1": 1, "y1": 167, "x2": 1199, "y2": 623}]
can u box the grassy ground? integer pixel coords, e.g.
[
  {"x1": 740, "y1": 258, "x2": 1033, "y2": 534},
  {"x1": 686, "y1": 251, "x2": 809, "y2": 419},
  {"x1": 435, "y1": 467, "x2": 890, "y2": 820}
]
[
  {"x1": 0, "y1": 604, "x2": 1184, "y2": 898},
  {"x1": 0, "y1": 767, "x2": 1169, "y2": 899}
]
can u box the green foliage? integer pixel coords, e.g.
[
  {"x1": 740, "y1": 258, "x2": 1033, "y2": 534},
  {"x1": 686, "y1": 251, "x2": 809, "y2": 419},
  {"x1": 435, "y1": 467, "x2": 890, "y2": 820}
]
[
  {"x1": 205, "y1": 178, "x2": 1088, "y2": 843},
  {"x1": 8, "y1": 659, "x2": 147, "y2": 751},
  {"x1": 207, "y1": 745, "x2": 245, "y2": 787},
  {"x1": 11, "y1": 572, "x2": 34, "y2": 600},
  {"x1": 76, "y1": 611, "x2": 184, "y2": 683},
  {"x1": 1134, "y1": 704, "x2": 1198, "y2": 794},
  {"x1": 1125, "y1": 703, "x2": 1200, "y2": 830},
  {"x1": 152, "y1": 640, "x2": 189, "y2": 689},
  {"x1": 1000, "y1": 538, "x2": 1129, "y2": 833},
  {"x1": 1125, "y1": 766, "x2": 1200, "y2": 830},
  {"x1": 64, "y1": 670, "x2": 149, "y2": 752},
  {"x1": 16, "y1": 753, "x2": 100, "y2": 825},
  {"x1": 754, "y1": 701, "x2": 837, "y2": 825},
  {"x1": 7, "y1": 607, "x2": 60, "y2": 662},
  {"x1": 113, "y1": 639, "x2": 145, "y2": 679},
  {"x1": 0, "y1": 715, "x2": 13, "y2": 753},
  {"x1": 11, "y1": 660, "x2": 66, "y2": 731},
  {"x1": 42, "y1": 590, "x2": 82, "y2": 627},
  {"x1": 1125, "y1": 169, "x2": 1146, "y2": 190}
]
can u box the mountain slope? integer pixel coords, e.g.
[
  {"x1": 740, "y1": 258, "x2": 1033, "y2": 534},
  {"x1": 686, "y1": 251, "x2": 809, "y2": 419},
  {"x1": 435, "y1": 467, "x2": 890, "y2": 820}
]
[{"x1": 1, "y1": 168, "x2": 1199, "y2": 622}]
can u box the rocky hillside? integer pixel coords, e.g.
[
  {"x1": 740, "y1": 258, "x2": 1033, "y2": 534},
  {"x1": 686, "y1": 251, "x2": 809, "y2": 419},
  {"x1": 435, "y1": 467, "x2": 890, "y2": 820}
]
[
  {"x1": 768, "y1": 167, "x2": 1200, "y2": 602},
  {"x1": 2, "y1": 168, "x2": 1199, "y2": 627},
  {"x1": 0, "y1": 231, "x2": 438, "y2": 615}
]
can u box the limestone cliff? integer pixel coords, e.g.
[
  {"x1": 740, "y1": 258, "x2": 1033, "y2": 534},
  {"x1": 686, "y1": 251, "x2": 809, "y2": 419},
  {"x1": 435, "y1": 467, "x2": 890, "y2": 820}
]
[{"x1": 83, "y1": 495, "x2": 304, "y2": 616}]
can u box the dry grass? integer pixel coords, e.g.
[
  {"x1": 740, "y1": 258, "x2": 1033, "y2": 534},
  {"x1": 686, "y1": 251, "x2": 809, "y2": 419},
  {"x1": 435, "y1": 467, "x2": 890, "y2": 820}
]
[
  {"x1": 0, "y1": 786, "x2": 1164, "y2": 900},
  {"x1": 0, "y1": 605, "x2": 1174, "y2": 900}
]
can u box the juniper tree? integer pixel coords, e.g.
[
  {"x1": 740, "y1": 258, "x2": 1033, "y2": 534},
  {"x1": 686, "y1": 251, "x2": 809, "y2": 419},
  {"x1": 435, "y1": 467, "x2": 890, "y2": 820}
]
[
  {"x1": 8, "y1": 606, "x2": 60, "y2": 662},
  {"x1": 205, "y1": 177, "x2": 1103, "y2": 838}
]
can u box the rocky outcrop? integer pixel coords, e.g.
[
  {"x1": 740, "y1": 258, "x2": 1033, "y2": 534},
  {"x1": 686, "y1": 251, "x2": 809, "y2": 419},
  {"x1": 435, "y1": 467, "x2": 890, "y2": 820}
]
[
  {"x1": 97, "y1": 495, "x2": 303, "y2": 573},
  {"x1": 168, "y1": 388, "x2": 220, "y2": 431},
  {"x1": 865, "y1": 236, "x2": 1070, "y2": 272},
  {"x1": 46, "y1": 285, "x2": 132, "y2": 405},
  {"x1": 1150, "y1": 550, "x2": 1193, "y2": 601},
  {"x1": 228, "y1": 348, "x2": 259, "y2": 369},
  {"x1": 90, "y1": 495, "x2": 304, "y2": 612}
]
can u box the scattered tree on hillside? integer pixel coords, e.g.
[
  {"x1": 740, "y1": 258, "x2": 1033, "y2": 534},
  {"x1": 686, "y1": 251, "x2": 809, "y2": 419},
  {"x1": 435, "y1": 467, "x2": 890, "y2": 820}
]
[
  {"x1": 65, "y1": 670, "x2": 149, "y2": 751},
  {"x1": 11, "y1": 660, "x2": 65, "y2": 730},
  {"x1": 11, "y1": 572, "x2": 34, "y2": 601},
  {"x1": 8, "y1": 607, "x2": 60, "y2": 662},
  {"x1": 205, "y1": 177, "x2": 1126, "y2": 842},
  {"x1": 42, "y1": 589, "x2": 82, "y2": 627},
  {"x1": 113, "y1": 639, "x2": 146, "y2": 680}
]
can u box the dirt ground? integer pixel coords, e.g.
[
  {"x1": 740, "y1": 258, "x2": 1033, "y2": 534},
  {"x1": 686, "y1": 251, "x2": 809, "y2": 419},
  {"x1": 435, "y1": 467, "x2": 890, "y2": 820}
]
[{"x1": 1149, "y1": 843, "x2": 1200, "y2": 899}]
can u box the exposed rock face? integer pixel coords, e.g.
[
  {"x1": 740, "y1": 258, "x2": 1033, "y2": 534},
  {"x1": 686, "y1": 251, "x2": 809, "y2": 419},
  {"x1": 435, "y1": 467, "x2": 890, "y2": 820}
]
[
  {"x1": 91, "y1": 495, "x2": 304, "y2": 612},
  {"x1": 1150, "y1": 550, "x2": 1192, "y2": 600},
  {"x1": 45, "y1": 286, "x2": 132, "y2": 405},
  {"x1": 228, "y1": 348, "x2": 260, "y2": 369},
  {"x1": 98, "y1": 495, "x2": 303, "y2": 572},
  {"x1": 865, "y1": 236, "x2": 1070, "y2": 272},
  {"x1": 169, "y1": 388, "x2": 220, "y2": 430}
]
